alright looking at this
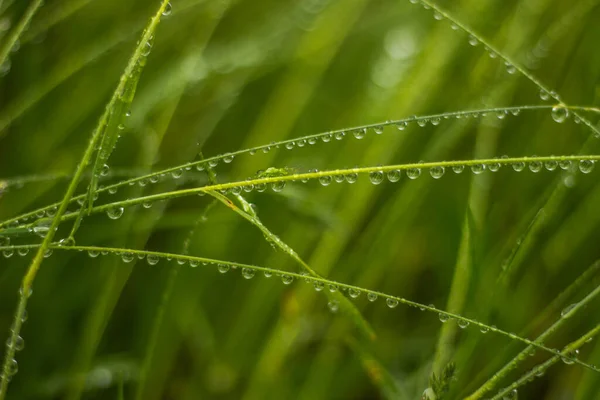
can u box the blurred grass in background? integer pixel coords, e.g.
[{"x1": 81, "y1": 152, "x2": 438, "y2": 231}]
[{"x1": 1, "y1": 0, "x2": 600, "y2": 398}]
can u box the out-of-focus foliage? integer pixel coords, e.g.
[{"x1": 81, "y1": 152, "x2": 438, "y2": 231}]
[{"x1": 0, "y1": 0, "x2": 600, "y2": 399}]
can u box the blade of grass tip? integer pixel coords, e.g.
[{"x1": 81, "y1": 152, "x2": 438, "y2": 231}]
[
  {"x1": 0, "y1": 0, "x2": 44, "y2": 74},
  {"x1": 415, "y1": 0, "x2": 600, "y2": 139},
  {"x1": 1, "y1": 242, "x2": 599, "y2": 372},
  {"x1": 491, "y1": 324, "x2": 600, "y2": 400},
  {"x1": 465, "y1": 271, "x2": 600, "y2": 399},
  {"x1": 209, "y1": 190, "x2": 376, "y2": 340},
  {"x1": 80, "y1": 0, "x2": 173, "y2": 221}
]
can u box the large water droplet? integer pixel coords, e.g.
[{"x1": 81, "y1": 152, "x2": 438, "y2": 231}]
[
  {"x1": 439, "y1": 313, "x2": 450, "y2": 323},
  {"x1": 369, "y1": 171, "x2": 384, "y2": 185},
  {"x1": 348, "y1": 288, "x2": 361, "y2": 298},
  {"x1": 107, "y1": 207, "x2": 124, "y2": 220},
  {"x1": 334, "y1": 131, "x2": 345, "y2": 140},
  {"x1": 544, "y1": 160, "x2": 558, "y2": 171},
  {"x1": 88, "y1": 250, "x2": 99, "y2": 258},
  {"x1": 271, "y1": 181, "x2": 286, "y2": 192},
  {"x1": 429, "y1": 166, "x2": 445, "y2": 179},
  {"x1": 353, "y1": 128, "x2": 366, "y2": 139},
  {"x1": 319, "y1": 176, "x2": 332, "y2": 186},
  {"x1": 367, "y1": 293, "x2": 378, "y2": 302},
  {"x1": 121, "y1": 252, "x2": 134, "y2": 263},
  {"x1": 458, "y1": 319, "x2": 470, "y2": 329},
  {"x1": 242, "y1": 268, "x2": 255, "y2": 279},
  {"x1": 162, "y1": 2, "x2": 172, "y2": 16},
  {"x1": 579, "y1": 160, "x2": 595, "y2": 174},
  {"x1": 218, "y1": 264, "x2": 230, "y2": 273},
  {"x1": 147, "y1": 254, "x2": 159, "y2": 265},
  {"x1": 386, "y1": 298, "x2": 399, "y2": 308},
  {"x1": 452, "y1": 165, "x2": 464, "y2": 174},
  {"x1": 468, "y1": 35, "x2": 478, "y2": 46},
  {"x1": 528, "y1": 159, "x2": 542, "y2": 173},
  {"x1": 512, "y1": 162, "x2": 525, "y2": 172},
  {"x1": 223, "y1": 153, "x2": 234, "y2": 163},
  {"x1": 406, "y1": 168, "x2": 421, "y2": 179},
  {"x1": 6, "y1": 359, "x2": 18, "y2": 376},
  {"x1": 387, "y1": 170, "x2": 401, "y2": 182},
  {"x1": 471, "y1": 164, "x2": 486, "y2": 174},
  {"x1": 551, "y1": 106, "x2": 569, "y2": 123},
  {"x1": 281, "y1": 274, "x2": 294, "y2": 285},
  {"x1": 345, "y1": 173, "x2": 358, "y2": 183}
]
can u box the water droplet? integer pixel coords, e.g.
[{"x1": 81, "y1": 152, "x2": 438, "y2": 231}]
[
  {"x1": 353, "y1": 128, "x2": 366, "y2": 139},
  {"x1": 334, "y1": 131, "x2": 345, "y2": 140},
  {"x1": 322, "y1": 134, "x2": 332, "y2": 142},
  {"x1": 367, "y1": 293, "x2": 378, "y2": 302},
  {"x1": 100, "y1": 164, "x2": 110, "y2": 176},
  {"x1": 242, "y1": 268, "x2": 255, "y2": 279},
  {"x1": 313, "y1": 281, "x2": 324, "y2": 291},
  {"x1": 17, "y1": 248, "x2": 29, "y2": 257},
  {"x1": 512, "y1": 162, "x2": 525, "y2": 172},
  {"x1": 345, "y1": 173, "x2": 358, "y2": 183},
  {"x1": 544, "y1": 160, "x2": 558, "y2": 171},
  {"x1": 579, "y1": 160, "x2": 595, "y2": 174},
  {"x1": 121, "y1": 252, "x2": 134, "y2": 263},
  {"x1": 7, "y1": 336, "x2": 24, "y2": 351},
  {"x1": 458, "y1": 319, "x2": 470, "y2": 329},
  {"x1": 3, "y1": 249, "x2": 14, "y2": 258},
  {"x1": 539, "y1": 89, "x2": 550, "y2": 101},
  {"x1": 528, "y1": 159, "x2": 542, "y2": 173},
  {"x1": 285, "y1": 142, "x2": 295, "y2": 150},
  {"x1": 88, "y1": 250, "x2": 99, "y2": 258},
  {"x1": 373, "y1": 125, "x2": 384, "y2": 134},
  {"x1": 369, "y1": 171, "x2": 384, "y2": 185},
  {"x1": 162, "y1": 2, "x2": 172, "y2": 16},
  {"x1": 396, "y1": 121, "x2": 408, "y2": 130},
  {"x1": 429, "y1": 166, "x2": 445, "y2": 179},
  {"x1": 505, "y1": 62, "x2": 516, "y2": 74},
  {"x1": 107, "y1": 207, "x2": 124, "y2": 220},
  {"x1": 439, "y1": 313, "x2": 450, "y2": 323},
  {"x1": 218, "y1": 264, "x2": 230, "y2": 273},
  {"x1": 208, "y1": 159, "x2": 219, "y2": 168},
  {"x1": 319, "y1": 176, "x2": 332, "y2": 186},
  {"x1": 559, "y1": 160, "x2": 572, "y2": 170},
  {"x1": 471, "y1": 164, "x2": 486, "y2": 174},
  {"x1": 141, "y1": 41, "x2": 152, "y2": 57},
  {"x1": 562, "y1": 349, "x2": 579, "y2": 364},
  {"x1": 223, "y1": 153, "x2": 234, "y2": 163},
  {"x1": 387, "y1": 170, "x2": 401, "y2": 182},
  {"x1": 58, "y1": 237, "x2": 75, "y2": 247},
  {"x1": 171, "y1": 169, "x2": 183, "y2": 179},
  {"x1": 496, "y1": 111, "x2": 507, "y2": 119},
  {"x1": 431, "y1": 117, "x2": 441, "y2": 126},
  {"x1": 147, "y1": 254, "x2": 159, "y2": 265},
  {"x1": 189, "y1": 260, "x2": 199, "y2": 268},
  {"x1": 468, "y1": 35, "x2": 478, "y2": 46},
  {"x1": 406, "y1": 168, "x2": 421, "y2": 179},
  {"x1": 551, "y1": 106, "x2": 569, "y2": 123},
  {"x1": 281, "y1": 274, "x2": 294, "y2": 285},
  {"x1": 108, "y1": 187, "x2": 118, "y2": 195},
  {"x1": 561, "y1": 303, "x2": 578, "y2": 318},
  {"x1": 297, "y1": 139, "x2": 306, "y2": 147},
  {"x1": 328, "y1": 300, "x2": 339, "y2": 313},
  {"x1": 271, "y1": 181, "x2": 286, "y2": 192},
  {"x1": 348, "y1": 288, "x2": 361, "y2": 298},
  {"x1": 386, "y1": 298, "x2": 399, "y2": 308},
  {"x1": 417, "y1": 119, "x2": 428, "y2": 127},
  {"x1": 44, "y1": 249, "x2": 53, "y2": 258},
  {"x1": 452, "y1": 165, "x2": 464, "y2": 174},
  {"x1": 6, "y1": 359, "x2": 17, "y2": 376},
  {"x1": 433, "y1": 11, "x2": 443, "y2": 20},
  {"x1": 480, "y1": 326, "x2": 489, "y2": 334}
]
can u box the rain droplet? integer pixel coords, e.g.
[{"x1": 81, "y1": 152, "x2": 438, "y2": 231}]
[
  {"x1": 505, "y1": 62, "x2": 516, "y2": 74},
  {"x1": 512, "y1": 162, "x2": 525, "y2": 172},
  {"x1": 313, "y1": 282, "x2": 324, "y2": 291},
  {"x1": 539, "y1": 89, "x2": 550, "y2": 101},
  {"x1": 121, "y1": 252, "x2": 134, "y2": 263},
  {"x1": 480, "y1": 326, "x2": 489, "y2": 334},
  {"x1": 468, "y1": 35, "x2": 478, "y2": 46},
  {"x1": 223, "y1": 153, "x2": 234, "y2": 163},
  {"x1": 387, "y1": 170, "x2": 401, "y2": 182},
  {"x1": 162, "y1": 2, "x2": 172, "y2": 16},
  {"x1": 88, "y1": 250, "x2": 99, "y2": 258},
  {"x1": 281, "y1": 274, "x2": 294, "y2": 285},
  {"x1": 322, "y1": 134, "x2": 332, "y2": 142},
  {"x1": 367, "y1": 293, "x2": 378, "y2": 302},
  {"x1": 544, "y1": 160, "x2": 558, "y2": 171},
  {"x1": 285, "y1": 142, "x2": 295, "y2": 150},
  {"x1": 551, "y1": 106, "x2": 569, "y2": 123},
  {"x1": 579, "y1": 160, "x2": 594, "y2": 174},
  {"x1": 6, "y1": 359, "x2": 17, "y2": 376},
  {"x1": 334, "y1": 131, "x2": 345, "y2": 140},
  {"x1": 328, "y1": 300, "x2": 339, "y2": 313},
  {"x1": 107, "y1": 207, "x2": 124, "y2": 220},
  {"x1": 406, "y1": 168, "x2": 421, "y2": 179},
  {"x1": 439, "y1": 313, "x2": 450, "y2": 323},
  {"x1": 171, "y1": 169, "x2": 183, "y2": 179},
  {"x1": 319, "y1": 176, "x2": 332, "y2": 186},
  {"x1": 348, "y1": 288, "x2": 361, "y2": 298},
  {"x1": 297, "y1": 139, "x2": 306, "y2": 147},
  {"x1": 209, "y1": 263, "x2": 226, "y2": 273},
  {"x1": 345, "y1": 173, "x2": 358, "y2": 183},
  {"x1": 488, "y1": 159, "x2": 501, "y2": 172},
  {"x1": 528, "y1": 159, "x2": 542, "y2": 173},
  {"x1": 271, "y1": 181, "x2": 286, "y2": 192},
  {"x1": 242, "y1": 268, "x2": 255, "y2": 279},
  {"x1": 458, "y1": 319, "x2": 470, "y2": 329},
  {"x1": 3, "y1": 249, "x2": 14, "y2": 258},
  {"x1": 471, "y1": 164, "x2": 486, "y2": 174},
  {"x1": 190, "y1": 260, "x2": 199, "y2": 267},
  {"x1": 561, "y1": 349, "x2": 579, "y2": 364},
  {"x1": 147, "y1": 254, "x2": 159, "y2": 265},
  {"x1": 353, "y1": 129, "x2": 366, "y2": 139},
  {"x1": 141, "y1": 41, "x2": 152, "y2": 57},
  {"x1": 452, "y1": 165, "x2": 464, "y2": 174},
  {"x1": 17, "y1": 248, "x2": 29, "y2": 257},
  {"x1": 396, "y1": 121, "x2": 408, "y2": 130},
  {"x1": 559, "y1": 160, "x2": 572, "y2": 170},
  {"x1": 429, "y1": 166, "x2": 445, "y2": 179},
  {"x1": 386, "y1": 298, "x2": 399, "y2": 308},
  {"x1": 417, "y1": 119, "x2": 428, "y2": 127},
  {"x1": 369, "y1": 171, "x2": 384, "y2": 185},
  {"x1": 373, "y1": 125, "x2": 384, "y2": 134},
  {"x1": 100, "y1": 164, "x2": 110, "y2": 176}
]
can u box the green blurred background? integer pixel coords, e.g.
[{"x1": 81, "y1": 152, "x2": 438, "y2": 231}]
[{"x1": 1, "y1": 0, "x2": 600, "y2": 398}]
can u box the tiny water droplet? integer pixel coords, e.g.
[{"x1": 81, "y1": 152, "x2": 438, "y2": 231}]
[
  {"x1": 58, "y1": 237, "x2": 75, "y2": 247},
  {"x1": 452, "y1": 165, "x2": 464, "y2": 174},
  {"x1": 458, "y1": 319, "x2": 470, "y2": 329},
  {"x1": 334, "y1": 131, "x2": 345, "y2": 140},
  {"x1": 189, "y1": 260, "x2": 199, "y2": 268},
  {"x1": 386, "y1": 298, "x2": 399, "y2": 308},
  {"x1": 539, "y1": 89, "x2": 550, "y2": 101},
  {"x1": 480, "y1": 326, "x2": 489, "y2": 334},
  {"x1": 369, "y1": 171, "x2": 384, "y2": 185},
  {"x1": 505, "y1": 62, "x2": 516, "y2": 74},
  {"x1": 319, "y1": 176, "x2": 332, "y2": 186},
  {"x1": 88, "y1": 250, "x2": 99, "y2": 258},
  {"x1": 551, "y1": 106, "x2": 569, "y2": 123},
  {"x1": 562, "y1": 349, "x2": 579, "y2": 364},
  {"x1": 17, "y1": 248, "x2": 29, "y2": 257},
  {"x1": 407, "y1": 168, "x2": 421, "y2": 179},
  {"x1": 223, "y1": 153, "x2": 234, "y2": 163},
  {"x1": 281, "y1": 274, "x2": 294, "y2": 285},
  {"x1": 6, "y1": 359, "x2": 18, "y2": 376},
  {"x1": 44, "y1": 249, "x2": 53, "y2": 258},
  {"x1": 559, "y1": 160, "x2": 572, "y2": 170},
  {"x1": 417, "y1": 119, "x2": 428, "y2": 127},
  {"x1": 373, "y1": 125, "x2": 384, "y2": 134},
  {"x1": 348, "y1": 288, "x2": 361, "y2": 298},
  {"x1": 171, "y1": 169, "x2": 183, "y2": 179},
  {"x1": 367, "y1": 293, "x2": 378, "y2": 302},
  {"x1": 328, "y1": 284, "x2": 338, "y2": 292},
  {"x1": 322, "y1": 134, "x2": 332, "y2": 142},
  {"x1": 387, "y1": 170, "x2": 401, "y2": 182},
  {"x1": 313, "y1": 281, "x2": 324, "y2": 291},
  {"x1": 147, "y1": 254, "x2": 159, "y2": 265},
  {"x1": 512, "y1": 162, "x2": 525, "y2": 172},
  {"x1": 561, "y1": 303, "x2": 578, "y2": 318},
  {"x1": 439, "y1": 313, "x2": 450, "y2": 323},
  {"x1": 353, "y1": 128, "x2": 366, "y2": 139},
  {"x1": 544, "y1": 160, "x2": 558, "y2": 171},
  {"x1": 242, "y1": 268, "x2": 255, "y2": 279},
  {"x1": 107, "y1": 207, "x2": 124, "y2": 219},
  {"x1": 471, "y1": 164, "x2": 486, "y2": 174},
  {"x1": 579, "y1": 160, "x2": 594, "y2": 174},
  {"x1": 396, "y1": 121, "x2": 408, "y2": 130},
  {"x1": 162, "y1": 2, "x2": 172, "y2": 16},
  {"x1": 345, "y1": 173, "x2": 358, "y2": 183},
  {"x1": 429, "y1": 166, "x2": 445, "y2": 179},
  {"x1": 297, "y1": 139, "x2": 306, "y2": 147},
  {"x1": 285, "y1": 142, "x2": 295, "y2": 150},
  {"x1": 141, "y1": 41, "x2": 152, "y2": 57},
  {"x1": 468, "y1": 35, "x2": 478, "y2": 46},
  {"x1": 328, "y1": 300, "x2": 339, "y2": 313},
  {"x1": 208, "y1": 159, "x2": 219, "y2": 167},
  {"x1": 100, "y1": 164, "x2": 110, "y2": 176},
  {"x1": 271, "y1": 181, "x2": 286, "y2": 192},
  {"x1": 121, "y1": 252, "x2": 134, "y2": 263},
  {"x1": 218, "y1": 264, "x2": 230, "y2": 273},
  {"x1": 528, "y1": 159, "x2": 542, "y2": 173}
]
